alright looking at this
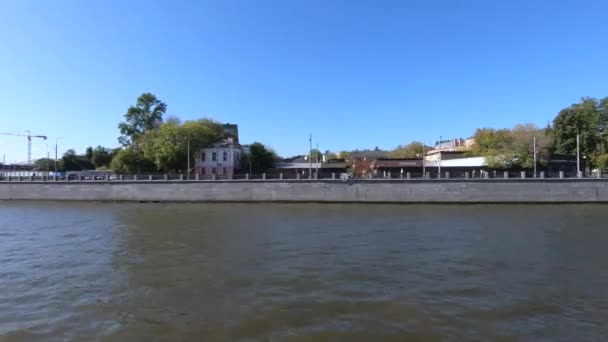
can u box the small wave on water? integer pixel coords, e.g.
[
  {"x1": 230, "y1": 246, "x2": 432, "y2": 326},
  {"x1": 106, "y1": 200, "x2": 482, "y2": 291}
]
[{"x1": 2, "y1": 202, "x2": 608, "y2": 341}]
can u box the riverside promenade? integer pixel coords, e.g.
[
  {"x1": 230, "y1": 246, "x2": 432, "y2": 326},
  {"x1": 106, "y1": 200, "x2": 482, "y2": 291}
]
[{"x1": 1, "y1": 175, "x2": 608, "y2": 203}]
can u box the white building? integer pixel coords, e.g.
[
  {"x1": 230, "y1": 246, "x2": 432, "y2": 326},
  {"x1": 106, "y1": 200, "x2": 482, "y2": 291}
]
[
  {"x1": 194, "y1": 138, "x2": 249, "y2": 177},
  {"x1": 429, "y1": 156, "x2": 487, "y2": 167}
]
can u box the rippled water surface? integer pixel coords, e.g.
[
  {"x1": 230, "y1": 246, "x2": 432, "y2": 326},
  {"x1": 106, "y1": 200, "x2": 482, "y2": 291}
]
[{"x1": 1, "y1": 202, "x2": 608, "y2": 341}]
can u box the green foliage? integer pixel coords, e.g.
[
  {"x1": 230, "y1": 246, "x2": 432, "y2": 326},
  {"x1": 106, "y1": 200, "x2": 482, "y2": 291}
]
[
  {"x1": 309, "y1": 149, "x2": 323, "y2": 162},
  {"x1": 388, "y1": 141, "x2": 427, "y2": 158},
  {"x1": 469, "y1": 124, "x2": 550, "y2": 169},
  {"x1": 594, "y1": 154, "x2": 608, "y2": 171},
  {"x1": 469, "y1": 128, "x2": 513, "y2": 157},
  {"x1": 182, "y1": 119, "x2": 225, "y2": 152},
  {"x1": 110, "y1": 148, "x2": 140, "y2": 173},
  {"x1": 61, "y1": 149, "x2": 94, "y2": 171},
  {"x1": 113, "y1": 94, "x2": 225, "y2": 173},
  {"x1": 118, "y1": 93, "x2": 166, "y2": 147},
  {"x1": 324, "y1": 150, "x2": 338, "y2": 160},
  {"x1": 485, "y1": 155, "x2": 512, "y2": 169},
  {"x1": 34, "y1": 158, "x2": 55, "y2": 171},
  {"x1": 140, "y1": 119, "x2": 223, "y2": 173},
  {"x1": 91, "y1": 146, "x2": 113, "y2": 168},
  {"x1": 551, "y1": 97, "x2": 608, "y2": 167},
  {"x1": 241, "y1": 142, "x2": 277, "y2": 173},
  {"x1": 338, "y1": 151, "x2": 351, "y2": 159},
  {"x1": 85, "y1": 146, "x2": 93, "y2": 161},
  {"x1": 140, "y1": 121, "x2": 184, "y2": 172}
]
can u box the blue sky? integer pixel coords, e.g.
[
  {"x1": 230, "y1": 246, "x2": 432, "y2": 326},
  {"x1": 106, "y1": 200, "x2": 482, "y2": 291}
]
[{"x1": 1, "y1": 0, "x2": 607, "y2": 163}]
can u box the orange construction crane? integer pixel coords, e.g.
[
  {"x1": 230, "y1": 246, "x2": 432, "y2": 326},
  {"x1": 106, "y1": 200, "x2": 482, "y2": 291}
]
[{"x1": 0, "y1": 130, "x2": 48, "y2": 164}]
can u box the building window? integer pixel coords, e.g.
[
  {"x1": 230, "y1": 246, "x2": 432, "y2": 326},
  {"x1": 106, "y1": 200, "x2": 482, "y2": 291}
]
[
  {"x1": 212, "y1": 167, "x2": 216, "y2": 174},
  {"x1": 223, "y1": 167, "x2": 227, "y2": 175},
  {"x1": 223, "y1": 151, "x2": 227, "y2": 161},
  {"x1": 201, "y1": 152, "x2": 206, "y2": 162},
  {"x1": 212, "y1": 152, "x2": 217, "y2": 161},
  {"x1": 201, "y1": 167, "x2": 206, "y2": 175},
  {"x1": 236, "y1": 152, "x2": 240, "y2": 160}
]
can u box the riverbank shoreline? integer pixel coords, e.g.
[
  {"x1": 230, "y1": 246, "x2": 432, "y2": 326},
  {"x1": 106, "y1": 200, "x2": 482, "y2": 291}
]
[{"x1": 2, "y1": 179, "x2": 608, "y2": 203}]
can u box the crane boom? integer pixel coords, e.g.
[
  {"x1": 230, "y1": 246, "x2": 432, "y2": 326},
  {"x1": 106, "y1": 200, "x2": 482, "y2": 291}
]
[{"x1": 0, "y1": 131, "x2": 48, "y2": 164}]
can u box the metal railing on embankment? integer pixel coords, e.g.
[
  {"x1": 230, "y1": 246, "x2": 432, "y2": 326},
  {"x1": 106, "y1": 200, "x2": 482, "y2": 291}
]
[{"x1": 1, "y1": 170, "x2": 607, "y2": 182}]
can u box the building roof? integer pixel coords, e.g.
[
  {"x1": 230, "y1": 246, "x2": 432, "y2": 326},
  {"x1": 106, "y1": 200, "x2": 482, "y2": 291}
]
[
  {"x1": 371, "y1": 158, "x2": 423, "y2": 168},
  {"x1": 275, "y1": 162, "x2": 322, "y2": 169},
  {"x1": 348, "y1": 150, "x2": 389, "y2": 158},
  {"x1": 282, "y1": 155, "x2": 311, "y2": 163},
  {"x1": 275, "y1": 157, "x2": 347, "y2": 170},
  {"x1": 430, "y1": 156, "x2": 486, "y2": 167},
  {"x1": 320, "y1": 162, "x2": 348, "y2": 169},
  {"x1": 197, "y1": 138, "x2": 243, "y2": 149},
  {"x1": 426, "y1": 150, "x2": 468, "y2": 156}
]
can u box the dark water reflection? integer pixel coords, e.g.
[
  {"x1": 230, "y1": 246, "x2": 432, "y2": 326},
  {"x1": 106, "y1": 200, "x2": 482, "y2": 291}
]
[{"x1": 1, "y1": 202, "x2": 608, "y2": 341}]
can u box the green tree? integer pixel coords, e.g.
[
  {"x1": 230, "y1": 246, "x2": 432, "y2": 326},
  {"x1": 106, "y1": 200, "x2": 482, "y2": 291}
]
[
  {"x1": 469, "y1": 124, "x2": 550, "y2": 169},
  {"x1": 593, "y1": 153, "x2": 608, "y2": 171},
  {"x1": 61, "y1": 149, "x2": 94, "y2": 171},
  {"x1": 140, "y1": 118, "x2": 224, "y2": 172},
  {"x1": 309, "y1": 149, "x2": 323, "y2": 162},
  {"x1": 551, "y1": 97, "x2": 603, "y2": 162},
  {"x1": 324, "y1": 150, "x2": 338, "y2": 160},
  {"x1": 110, "y1": 148, "x2": 140, "y2": 173},
  {"x1": 140, "y1": 121, "x2": 184, "y2": 172},
  {"x1": 91, "y1": 146, "x2": 113, "y2": 168},
  {"x1": 338, "y1": 151, "x2": 351, "y2": 159},
  {"x1": 182, "y1": 119, "x2": 224, "y2": 168},
  {"x1": 510, "y1": 124, "x2": 551, "y2": 168},
  {"x1": 388, "y1": 141, "x2": 427, "y2": 158},
  {"x1": 242, "y1": 142, "x2": 277, "y2": 173},
  {"x1": 469, "y1": 128, "x2": 513, "y2": 157},
  {"x1": 34, "y1": 158, "x2": 55, "y2": 171},
  {"x1": 85, "y1": 146, "x2": 93, "y2": 161},
  {"x1": 118, "y1": 93, "x2": 166, "y2": 147}
]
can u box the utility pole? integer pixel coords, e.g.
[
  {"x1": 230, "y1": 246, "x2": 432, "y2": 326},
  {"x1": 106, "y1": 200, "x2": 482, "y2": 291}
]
[
  {"x1": 309, "y1": 133, "x2": 312, "y2": 179},
  {"x1": 187, "y1": 139, "x2": 190, "y2": 179},
  {"x1": 54, "y1": 137, "x2": 63, "y2": 174},
  {"x1": 26, "y1": 130, "x2": 31, "y2": 164},
  {"x1": 577, "y1": 130, "x2": 581, "y2": 178},
  {"x1": 54, "y1": 143, "x2": 58, "y2": 173},
  {"x1": 315, "y1": 143, "x2": 319, "y2": 178},
  {"x1": 438, "y1": 135, "x2": 442, "y2": 178},
  {"x1": 533, "y1": 136, "x2": 537, "y2": 178},
  {"x1": 422, "y1": 143, "x2": 426, "y2": 178}
]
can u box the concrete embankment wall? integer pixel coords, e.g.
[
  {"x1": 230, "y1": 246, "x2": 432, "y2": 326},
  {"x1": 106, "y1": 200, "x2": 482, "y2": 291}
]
[{"x1": 1, "y1": 180, "x2": 608, "y2": 203}]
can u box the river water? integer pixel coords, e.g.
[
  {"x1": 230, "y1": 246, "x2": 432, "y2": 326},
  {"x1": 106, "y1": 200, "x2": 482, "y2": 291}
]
[{"x1": 1, "y1": 202, "x2": 608, "y2": 341}]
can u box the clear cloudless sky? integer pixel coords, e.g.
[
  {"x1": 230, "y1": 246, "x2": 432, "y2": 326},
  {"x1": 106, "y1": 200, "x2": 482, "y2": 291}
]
[{"x1": 1, "y1": 0, "x2": 607, "y2": 163}]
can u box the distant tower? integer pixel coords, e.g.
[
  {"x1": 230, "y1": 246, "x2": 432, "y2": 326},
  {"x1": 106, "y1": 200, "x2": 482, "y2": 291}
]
[{"x1": 223, "y1": 123, "x2": 239, "y2": 144}]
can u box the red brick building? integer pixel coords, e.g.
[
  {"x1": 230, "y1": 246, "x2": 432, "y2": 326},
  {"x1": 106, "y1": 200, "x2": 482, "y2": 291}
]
[{"x1": 346, "y1": 150, "x2": 389, "y2": 177}]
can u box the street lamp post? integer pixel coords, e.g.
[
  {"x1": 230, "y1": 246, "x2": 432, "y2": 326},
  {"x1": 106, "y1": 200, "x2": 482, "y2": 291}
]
[
  {"x1": 577, "y1": 131, "x2": 581, "y2": 178},
  {"x1": 249, "y1": 154, "x2": 252, "y2": 176},
  {"x1": 54, "y1": 137, "x2": 64, "y2": 173},
  {"x1": 438, "y1": 135, "x2": 442, "y2": 179},
  {"x1": 308, "y1": 133, "x2": 312, "y2": 179},
  {"x1": 533, "y1": 136, "x2": 537, "y2": 178},
  {"x1": 422, "y1": 143, "x2": 426, "y2": 178},
  {"x1": 187, "y1": 139, "x2": 190, "y2": 179}
]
